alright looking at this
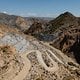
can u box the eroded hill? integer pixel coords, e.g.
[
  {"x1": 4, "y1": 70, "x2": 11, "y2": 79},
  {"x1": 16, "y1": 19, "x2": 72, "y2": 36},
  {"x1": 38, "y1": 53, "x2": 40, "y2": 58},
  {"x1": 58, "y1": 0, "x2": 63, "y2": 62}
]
[
  {"x1": 50, "y1": 12, "x2": 80, "y2": 64},
  {"x1": 0, "y1": 12, "x2": 80, "y2": 80},
  {"x1": 0, "y1": 21, "x2": 80, "y2": 80}
]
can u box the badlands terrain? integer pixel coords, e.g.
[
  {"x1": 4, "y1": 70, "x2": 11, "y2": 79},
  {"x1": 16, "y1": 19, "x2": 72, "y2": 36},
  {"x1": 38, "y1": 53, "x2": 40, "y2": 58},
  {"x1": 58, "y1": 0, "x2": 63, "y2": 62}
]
[{"x1": 0, "y1": 12, "x2": 80, "y2": 80}]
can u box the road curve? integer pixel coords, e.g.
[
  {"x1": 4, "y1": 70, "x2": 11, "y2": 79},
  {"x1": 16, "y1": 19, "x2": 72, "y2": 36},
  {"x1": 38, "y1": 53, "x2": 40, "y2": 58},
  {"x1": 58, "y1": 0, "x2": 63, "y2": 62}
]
[
  {"x1": 13, "y1": 53, "x2": 31, "y2": 80},
  {"x1": 36, "y1": 50, "x2": 59, "y2": 72},
  {"x1": 12, "y1": 49, "x2": 60, "y2": 80}
]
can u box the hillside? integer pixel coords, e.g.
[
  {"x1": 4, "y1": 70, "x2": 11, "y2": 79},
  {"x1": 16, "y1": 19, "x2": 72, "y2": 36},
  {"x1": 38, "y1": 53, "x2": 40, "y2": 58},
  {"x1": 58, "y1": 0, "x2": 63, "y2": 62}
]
[
  {"x1": 0, "y1": 13, "x2": 29, "y2": 31},
  {"x1": 25, "y1": 12, "x2": 79, "y2": 41},
  {"x1": 48, "y1": 12, "x2": 78, "y2": 33},
  {"x1": 0, "y1": 15, "x2": 80, "y2": 80},
  {"x1": 50, "y1": 12, "x2": 80, "y2": 64}
]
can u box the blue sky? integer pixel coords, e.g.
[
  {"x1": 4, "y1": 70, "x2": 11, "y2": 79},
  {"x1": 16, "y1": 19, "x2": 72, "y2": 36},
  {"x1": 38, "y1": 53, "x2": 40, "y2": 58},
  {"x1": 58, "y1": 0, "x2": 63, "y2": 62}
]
[{"x1": 0, "y1": 0, "x2": 80, "y2": 17}]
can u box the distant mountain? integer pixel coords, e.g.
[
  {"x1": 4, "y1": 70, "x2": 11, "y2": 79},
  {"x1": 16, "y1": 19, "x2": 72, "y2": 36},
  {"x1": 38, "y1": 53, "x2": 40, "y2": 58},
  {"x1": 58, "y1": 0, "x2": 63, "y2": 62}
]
[
  {"x1": 0, "y1": 13, "x2": 53, "y2": 32},
  {"x1": 25, "y1": 17, "x2": 53, "y2": 22},
  {"x1": 0, "y1": 13, "x2": 16, "y2": 25},
  {"x1": 24, "y1": 17, "x2": 55, "y2": 40},
  {"x1": 0, "y1": 13, "x2": 30, "y2": 31},
  {"x1": 50, "y1": 12, "x2": 80, "y2": 64},
  {"x1": 25, "y1": 21, "x2": 43, "y2": 35},
  {"x1": 48, "y1": 12, "x2": 78, "y2": 33},
  {"x1": 25, "y1": 12, "x2": 79, "y2": 41}
]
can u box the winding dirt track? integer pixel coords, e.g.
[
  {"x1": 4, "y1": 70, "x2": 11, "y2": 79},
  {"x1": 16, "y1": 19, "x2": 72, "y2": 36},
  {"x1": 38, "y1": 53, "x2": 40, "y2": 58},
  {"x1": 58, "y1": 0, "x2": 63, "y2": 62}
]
[
  {"x1": 12, "y1": 48, "x2": 64, "y2": 80},
  {"x1": 13, "y1": 52, "x2": 31, "y2": 80},
  {"x1": 37, "y1": 50, "x2": 59, "y2": 72}
]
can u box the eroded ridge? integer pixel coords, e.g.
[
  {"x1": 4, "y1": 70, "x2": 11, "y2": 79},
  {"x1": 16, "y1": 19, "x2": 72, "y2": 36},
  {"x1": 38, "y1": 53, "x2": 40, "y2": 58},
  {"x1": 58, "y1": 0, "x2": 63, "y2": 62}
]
[{"x1": 0, "y1": 33, "x2": 79, "y2": 80}]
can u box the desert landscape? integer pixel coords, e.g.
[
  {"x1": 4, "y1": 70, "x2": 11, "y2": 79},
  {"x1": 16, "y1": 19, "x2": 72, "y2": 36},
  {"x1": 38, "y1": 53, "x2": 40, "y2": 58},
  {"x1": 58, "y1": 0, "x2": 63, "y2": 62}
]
[
  {"x1": 0, "y1": 12, "x2": 80, "y2": 80},
  {"x1": 0, "y1": 0, "x2": 80, "y2": 80}
]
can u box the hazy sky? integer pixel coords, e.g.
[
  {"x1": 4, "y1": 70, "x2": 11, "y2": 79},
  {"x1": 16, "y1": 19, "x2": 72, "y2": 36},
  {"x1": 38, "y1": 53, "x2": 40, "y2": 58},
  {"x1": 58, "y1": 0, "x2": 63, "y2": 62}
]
[{"x1": 0, "y1": 0, "x2": 80, "y2": 17}]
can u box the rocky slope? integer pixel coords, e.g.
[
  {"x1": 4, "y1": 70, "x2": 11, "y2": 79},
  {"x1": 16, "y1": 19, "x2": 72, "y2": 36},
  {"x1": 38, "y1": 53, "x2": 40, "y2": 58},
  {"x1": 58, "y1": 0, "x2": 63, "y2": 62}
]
[
  {"x1": 48, "y1": 12, "x2": 78, "y2": 33},
  {"x1": 0, "y1": 22, "x2": 80, "y2": 80},
  {"x1": 25, "y1": 12, "x2": 79, "y2": 41},
  {"x1": 0, "y1": 13, "x2": 52, "y2": 32},
  {"x1": 50, "y1": 12, "x2": 80, "y2": 64},
  {"x1": 0, "y1": 12, "x2": 80, "y2": 80}
]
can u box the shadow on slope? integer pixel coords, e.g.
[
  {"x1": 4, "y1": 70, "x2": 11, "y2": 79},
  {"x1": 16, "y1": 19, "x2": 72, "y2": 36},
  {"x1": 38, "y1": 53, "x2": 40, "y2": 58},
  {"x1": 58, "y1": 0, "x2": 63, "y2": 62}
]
[{"x1": 69, "y1": 35, "x2": 80, "y2": 64}]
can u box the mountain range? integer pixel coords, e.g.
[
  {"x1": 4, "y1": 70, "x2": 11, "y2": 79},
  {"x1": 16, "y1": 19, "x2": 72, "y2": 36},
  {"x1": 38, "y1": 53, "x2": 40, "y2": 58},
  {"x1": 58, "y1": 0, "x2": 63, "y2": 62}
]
[{"x1": 0, "y1": 12, "x2": 80, "y2": 80}]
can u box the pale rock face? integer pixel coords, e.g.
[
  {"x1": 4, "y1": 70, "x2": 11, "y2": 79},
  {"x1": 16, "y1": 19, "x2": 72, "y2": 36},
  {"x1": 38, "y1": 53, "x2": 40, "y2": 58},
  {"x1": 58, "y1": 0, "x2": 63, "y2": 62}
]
[
  {"x1": 0, "y1": 34, "x2": 30, "y2": 53},
  {"x1": 16, "y1": 17, "x2": 28, "y2": 31}
]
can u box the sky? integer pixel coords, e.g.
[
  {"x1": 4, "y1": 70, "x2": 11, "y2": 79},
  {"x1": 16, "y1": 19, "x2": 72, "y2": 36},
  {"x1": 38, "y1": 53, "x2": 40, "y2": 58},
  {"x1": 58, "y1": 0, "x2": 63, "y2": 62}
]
[{"x1": 0, "y1": 0, "x2": 80, "y2": 17}]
